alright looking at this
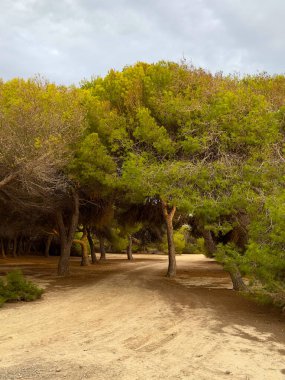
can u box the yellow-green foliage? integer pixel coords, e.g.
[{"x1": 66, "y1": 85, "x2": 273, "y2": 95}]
[
  {"x1": 72, "y1": 231, "x2": 88, "y2": 256},
  {"x1": 191, "y1": 238, "x2": 206, "y2": 254},
  {"x1": 173, "y1": 230, "x2": 186, "y2": 253},
  {"x1": 110, "y1": 229, "x2": 128, "y2": 252},
  {"x1": 2, "y1": 62, "x2": 285, "y2": 304},
  {"x1": 160, "y1": 227, "x2": 187, "y2": 254}
]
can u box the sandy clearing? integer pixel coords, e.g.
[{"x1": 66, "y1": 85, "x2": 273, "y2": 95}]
[{"x1": 0, "y1": 254, "x2": 284, "y2": 380}]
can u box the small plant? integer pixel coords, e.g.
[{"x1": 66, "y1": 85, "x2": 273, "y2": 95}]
[{"x1": 0, "y1": 270, "x2": 44, "y2": 307}]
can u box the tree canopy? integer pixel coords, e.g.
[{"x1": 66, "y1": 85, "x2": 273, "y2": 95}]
[{"x1": 1, "y1": 61, "x2": 285, "y2": 307}]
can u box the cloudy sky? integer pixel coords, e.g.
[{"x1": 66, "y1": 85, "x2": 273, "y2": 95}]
[{"x1": 1, "y1": 0, "x2": 284, "y2": 84}]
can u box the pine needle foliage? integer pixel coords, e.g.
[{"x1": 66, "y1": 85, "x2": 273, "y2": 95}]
[{"x1": 0, "y1": 270, "x2": 43, "y2": 307}]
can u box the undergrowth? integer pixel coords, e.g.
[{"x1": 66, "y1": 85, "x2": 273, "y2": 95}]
[{"x1": 0, "y1": 270, "x2": 43, "y2": 307}]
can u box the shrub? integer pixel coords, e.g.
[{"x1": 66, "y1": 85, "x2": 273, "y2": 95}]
[
  {"x1": 184, "y1": 238, "x2": 206, "y2": 254},
  {"x1": 0, "y1": 270, "x2": 43, "y2": 307},
  {"x1": 173, "y1": 230, "x2": 186, "y2": 254}
]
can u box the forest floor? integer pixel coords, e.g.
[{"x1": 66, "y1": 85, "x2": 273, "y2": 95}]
[{"x1": 0, "y1": 254, "x2": 284, "y2": 380}]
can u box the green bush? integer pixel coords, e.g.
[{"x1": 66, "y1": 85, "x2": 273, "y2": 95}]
[
  {"x1": 0, "y1": 270, "x2": 43, "y2": 307},
  {"x1": 194, "y1": 237, "x2": 207, "y2": 255},
  {"x1": 160, "y1": 226, "x2": 189, "y2": 254},
  {"x1": 0, "y1": 297, "x2": 6, "y2": 307},
  {"x1": 183, "y1": 238, "x2": 206, "y2": 254},
  {"x1": 173, "y1": 230, "x2": 186, "y2": 254}
]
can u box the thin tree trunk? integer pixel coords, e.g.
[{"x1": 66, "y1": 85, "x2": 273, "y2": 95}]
[
  {"x1": 1, "y1": 238, "x2": 6, "y2": 258},
  {"x1": 57, "y1": 191, "x2": 80, "y2": 276},
  {"x1": 17, "y1": 236, "x2": 23, "y2": 256},
  {"x1": 45, "y1": 235, "x2": 52, "y2": 257},
  {"x1": 12, "y1": 237, "x2": 18, "y2": 258},
  {"x1": 227, "y1": 264, "x2": 248, "y2": 291},
  {"x1": 75, "y1": 229, "x2": 89, "y2": 266},
  {"x1": 2, "y1": 239, "x2": 7, "y2": 257},
  {"x1": 6, "y1": 239, "x2": 11, "y2": 256},
  {"x1": 21, "y1": 238, "x2": 26, "y2": 254},
  {"x1": 26, "y1": 240, "x2": 32, "y2": 254},
  {"x1": 127, "y1": 234, "x2": 133, "y2": 261},
  {"x1": 99, "y1": 236, "x2": 106, "y2": 261},
  {"x1": 202, "y1": 228, "x2": 216, "y2": 257},
  {"x1": 161, "y1": 200, "x2": 176, "y2": 277},
  {"x1": 87, "y1": 228, "x2": 97, "y2": 264}
]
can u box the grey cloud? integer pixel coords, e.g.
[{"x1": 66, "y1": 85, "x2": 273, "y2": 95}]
[
  {"x1": 203, "y1": 0, "x2": 285, "y2": 73},
  {"x1": 0, "y1": 0, "x2": 284, "y2": 84}
]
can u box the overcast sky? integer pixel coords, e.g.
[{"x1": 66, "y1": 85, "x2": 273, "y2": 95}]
[{"x1": 1, "y1": 0, "x2": 284, "y2": 84}]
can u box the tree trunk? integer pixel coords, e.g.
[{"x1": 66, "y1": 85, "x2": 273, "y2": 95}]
[
  {"x1": 99, "y1": 237, "x2": 106, "y2": 261},
  {"x1": 6, "y1": 239, "x2": 11, "y2": 256},
  {"x1": 1, "y1": 238, "x2": 6, "y2": 258},
  {"x1": 72, "y1": 239, "x2": 89, "y2": 266},
  {"x1": 127, "y1": 234, "x2": 133, "y2": 261},
  {"x1": 227, "y1": 264, "x2": 248, "y2": 291},
  {"x1": 12, "y1": 237, "x2": 18, "y2": 258},
  {"x1": 161, "y1": 200, "x2": 176, "y2": 277},
  {"x1": 26, "y1": 240, "x2": 32, "y2": 254},
  {"x1": 87, "y1": 229, "x2": 97, "y2": 264},
  {"x1": 74, "y1": 229, "x2": 89, "y2": 266},
  {"x1": 17, "y1": 236, "x2": 23, "y2": 256},
  {"x1": 45, "y1": 235, "x2": 52, "y2": 257},
  {"x1": 57, "y1": 245, "x2": 71, "y2": 276},
  {"x1": 57, "y1": 191, "x2": 80, "y2": 276},
  {"x1": 21, "y1": 238, "x2": 26, "y2": 254},
  {"x1": 202, "y1": 228, "x2": 216, "y2": 257},
  {"x1": 30, "y1": 242, "x2": 37, "y2": 253}
]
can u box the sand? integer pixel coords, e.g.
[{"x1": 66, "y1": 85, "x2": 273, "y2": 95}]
[{"x1": 0, "y1": 254, "x2": 284, "y2": 380}]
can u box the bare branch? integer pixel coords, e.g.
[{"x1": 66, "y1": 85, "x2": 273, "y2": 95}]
[{"x1": 0, "y1": 173, "x2": 16, "y2": 189}]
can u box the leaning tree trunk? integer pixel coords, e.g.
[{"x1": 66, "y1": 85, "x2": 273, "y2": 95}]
[
  {"x1": 227, "y1": 263, "x2": 248, "y2": 291},
  {"x1": 161, "y1": 200, "x2": 177, "y2": 277},
  {"x1": 99, "y1": 236, "x2": 106, "y2": 261},
  {"x1": 87, "y1": 228, "x2": 97, "y2": 264},
  {"x1": 201, "y1": 228, "x2": 216, "y2": 258},
  {"x1": 74, "y1": 229, "x2": 89, "y2": 266},
  {"x1": 127, "y1": 234, "x2": 133, "y2": 261},
  {"x1": 57, "y1": 191, "x2": 80, "y2": 276},
  {"x1": 45, "y1": 235, "x2": 53, "y2": 258}
]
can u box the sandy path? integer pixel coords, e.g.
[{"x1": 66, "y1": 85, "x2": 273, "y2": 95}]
[{"x1": 0, "y1": 254, "x2": 284, "y2": 380}]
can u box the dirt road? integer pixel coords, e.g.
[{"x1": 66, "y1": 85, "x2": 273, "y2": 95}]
[{"x1": 0, "y1": 254, "x2": 284, "y2": 380}]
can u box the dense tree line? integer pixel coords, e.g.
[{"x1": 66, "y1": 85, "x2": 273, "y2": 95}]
[{"x1": 1, "y1": 62, "x2": 285, "y2": 306}]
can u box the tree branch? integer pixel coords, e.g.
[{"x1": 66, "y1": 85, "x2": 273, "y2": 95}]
[{"x1": 0, "y1": 173, "x2": 16, "y2": 189}]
